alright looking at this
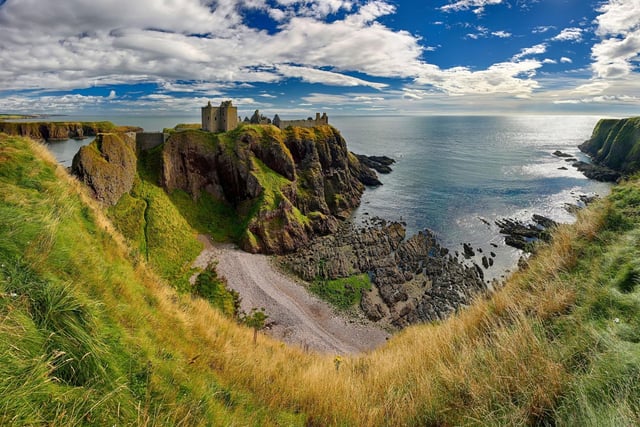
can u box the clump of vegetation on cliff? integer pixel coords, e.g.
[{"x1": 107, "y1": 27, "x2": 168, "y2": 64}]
[{"x1": 4, "y1": 130, "x2": 640, "y2": 426}]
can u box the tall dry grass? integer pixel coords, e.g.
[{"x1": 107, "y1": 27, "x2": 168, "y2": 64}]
[{"x1": 6, "y1": 135, "x2": 619, "y2": 425}]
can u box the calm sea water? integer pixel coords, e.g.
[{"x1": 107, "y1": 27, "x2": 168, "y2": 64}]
[{"x1": 39, "y1": 114, "x2": 610, "y2": 279}]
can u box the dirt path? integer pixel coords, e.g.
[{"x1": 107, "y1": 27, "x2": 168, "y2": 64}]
[{"x1": 192, "y1": 235, "x2": 389, "y2": 354}]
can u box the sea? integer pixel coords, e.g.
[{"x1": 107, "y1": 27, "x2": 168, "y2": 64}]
[{"x1": 34, "y1": 114, "x2": 611, "y2": 280}]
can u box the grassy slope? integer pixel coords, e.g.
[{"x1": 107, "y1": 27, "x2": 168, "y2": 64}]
[
  {"x1": 2, "y1": 133, "x2": 640, "y2": 425},
  {"x1": 0, "y1": 134, "x2": 301, "y2": 425}
]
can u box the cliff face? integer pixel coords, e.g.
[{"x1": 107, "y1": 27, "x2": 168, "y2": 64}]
[
  {"x1": 71, "y1": 133, "x2": 137, "y2": 206},
  {"x1": 0, "y1": 121, "x2": 141, "y2": 141},
  {"x1": 579, "y1": 117, "x2": 640, "y2": 174},
  {"x1": 161, "y1": 124, "x2": 375, "y2": 254}
]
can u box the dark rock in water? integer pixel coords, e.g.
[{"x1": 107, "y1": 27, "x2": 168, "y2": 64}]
[
  {"x1": 564, "y1": 203, "x2": 580, "y2": 214},
  {"x1": 490, "y1": 243, "x2": 498, "y2": 248},
  {"x1": 349, "y1": 156, "x2": 382, "y2": 186},
  {"x1": 565, "y1": 158, "x2": 578, "y2": 162},
  {"x1": 495, "y1": 218, "x2": 540, "y2": 239},
  {"x1": 462, "y1": 243, "x2": 475, "y2": 258},
  {"x1": 532, "y1": 214, "x2": 558, "y2": 229},
  {"x1": 505, "y1": 235, "x2": 528, "y2": 251},
  {"x1": 353, "y1": 153, "x2": 395, "y2": 174},
  {"x1": 572, "y1": 161, "x2": 620, "y2": 182},
  {"x1": 565, "y1": 194, "x2": 599, "y2": 214},
  {"x1": 490, "y1": 252, "x2": 496, "y2": 258},
  {"x1": 558, "y1": 166, "x2": 568, "y2": 170},
  {"x1": 496, "y1": 214, "x2": 556, "y2": 252},
  {"x1": 553, "y1": 150, "x2": 574, "y2": 158},
  {"x1": 482, "y1": 256, "x2": 489, "y2": 269},
  {"x1": 281, "y1": 222, "x2": 486, "y2": 328},
  {"x1": 580, "y1": 194, "x2": 598, "y2": 205}
]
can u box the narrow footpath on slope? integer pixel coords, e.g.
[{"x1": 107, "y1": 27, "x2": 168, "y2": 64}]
[{"x1": 192, "y1": 235, "x2": 390, "y2": 355}]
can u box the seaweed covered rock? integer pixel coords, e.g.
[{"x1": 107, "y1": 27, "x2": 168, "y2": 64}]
[{"x1": 71, "y1": 133, "x2": 137, "y2": 205}]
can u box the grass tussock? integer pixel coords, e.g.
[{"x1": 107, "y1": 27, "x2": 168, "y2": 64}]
[{"x1": 2, "y1": 133, "x2": 640, "y2": 425}]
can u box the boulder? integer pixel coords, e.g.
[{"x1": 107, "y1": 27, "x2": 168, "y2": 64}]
[{"x1": 71, "y1": 133, "x2": 137, "y2": 206}]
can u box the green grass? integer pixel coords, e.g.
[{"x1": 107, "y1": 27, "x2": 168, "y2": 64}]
[
  {"x1": 193, "y1": 264, "x2": 240, "y2": 317},
  {"x1": 108, "y1": 145, "x2": 203, "y2": 292},
  {"x1": 0, "y1": 133, "x2": 300, "y2": 425},
  {"x1": 169, "y1": 189, "x2": 244, "y2": 242},
  {"x1": 310, "y1": 273, "x2": 371, "y2": 309},
  {"x1": 8, "y1": 129, "x2": 640, "y2": 425}
]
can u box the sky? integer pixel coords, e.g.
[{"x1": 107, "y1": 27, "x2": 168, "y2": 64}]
[{"x1": 0, "y1": 0, "x2": 639, "y2": 117}]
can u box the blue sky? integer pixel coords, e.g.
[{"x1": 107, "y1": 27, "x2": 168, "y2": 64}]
[{"x1": 0, "y1": 0, "x2": 639, "y2": 117}]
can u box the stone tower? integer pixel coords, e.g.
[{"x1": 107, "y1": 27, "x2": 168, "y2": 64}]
[{"x1": 202, "y1": 100, "x2": 238, "y2": 132}]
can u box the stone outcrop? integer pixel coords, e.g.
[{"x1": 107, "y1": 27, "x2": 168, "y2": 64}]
[
  {"x1": 160, "y1": 124, "x2": 380, "y2": 254},
  {"x1": 281, "y1": 218, "x2": 487, "y2": 328},
  {"x1": 572, "y1": 161, "x2": 621, "y2": 182},
  {"x1": 353, "y1": 154, "x2": 395, "y2": 174},
  {"x1": 495, "y1": 214, "x2": 557, "y2": 252},
  {"x1": 71, "y1": 133, "x2": 137, "y2": 206},
  {"x1": 0, "y1": 121, "x2": 141, "y2": 141},
  {"x1": 577, "y1": 117, "x2": 640, "y2": 180}
]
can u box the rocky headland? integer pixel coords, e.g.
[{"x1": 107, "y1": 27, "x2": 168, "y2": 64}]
[
  {"x1": 0, "y1": 120, "x2": 141, "y2": 141},
  {"x1": 574, "y1": 116, "x2": 640, "y2": 181},
  {"x1": 160, "y1": 124, "x2": 384, "y2": 254}
]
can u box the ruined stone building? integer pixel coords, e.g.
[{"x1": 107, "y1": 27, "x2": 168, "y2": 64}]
[
  {"x1": 201, "y1": 100, "x2": 238, "y2": 132},
  {"x1": 201, "y1": 101, "x2": 328, "y2": 132},
  {"x1": 273, "y1": 112, "x2": 328, "y2": 129}
]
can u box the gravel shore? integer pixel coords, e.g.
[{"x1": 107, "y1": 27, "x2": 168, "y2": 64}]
[{"x1": 193, "y1": 235, "x2": 389, "y2": 354}]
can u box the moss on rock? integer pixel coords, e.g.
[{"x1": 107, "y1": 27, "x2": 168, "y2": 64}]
[{"x1": 71, "y1": 133, "x2": 137, "y2": 206}]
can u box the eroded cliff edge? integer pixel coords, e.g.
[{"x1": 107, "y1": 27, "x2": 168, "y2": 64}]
[
  {"x1": 161, "y1": 124, "x2": 369, "y2": 254},
  {"x1": 0, "y1": 120, "x2": 141, "y2": 141},
  {"x1": 578, "y1": 117, "x2": 640, "y2": 180}
]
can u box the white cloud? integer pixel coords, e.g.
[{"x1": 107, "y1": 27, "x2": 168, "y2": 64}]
[
  {"x1": 560, "y1": 57, "x2": 573, "y2": 63},
  {"x1": 0, "y1": 0, "x2": 419, "y2": 92},
  {"x1": 551, "y1": 27, "x2": 583, "y2": 42},
  {"x1": 533, "y1": 25, "x2": 555, "y2": 34},
  {"x1": 595, "y1": 0, "x2": 640, "y2": 36},
  {"x1": 492, "y1": 31, "x2": 512, "y2": 38},
  {"x1": 440, "y1": 0, "x2": 503, "y2": 14},
  {"x1": 542, "y1": 59, "x2": 557, "y2": 64},
  {"x1": 0, "y1": 0, "x2": 577, "y2": 111},
  {"x1": 553, "y1": 94, "x2": 640, "y2": 104},
  {"x1": 301, "y1": 92, "x2": 372, "y2": 105},
  {"x1": 512, "y1": 43, "x2": 547, "y2": 61},
  {"x1": 414, "y1": 60, "x2": 542, "y2": 96},
  {"x1": 276, "y1": 65, "x2": 387, "y2": 89},
  {"x1": 107, "y1": 90, "x2": 117, "y2": 99},
  {"x1": 591, "y1": 0, "x2": 640, "y2": 79}
]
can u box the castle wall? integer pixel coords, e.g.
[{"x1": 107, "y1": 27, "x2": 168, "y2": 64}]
[
  {"x1": 277, "y1": 116, "x2": 328, "y2": 129},
  {"x1": 136, "y1": 132, "x2": 167, "y2": 152},
  {"x1": 220, "y1": 105, "x2": 238, "y2": 131}
]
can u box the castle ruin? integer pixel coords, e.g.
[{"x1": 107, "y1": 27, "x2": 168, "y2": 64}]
[
  {"x1": 201, "y1": 101, "x2": 328, "y2": 132},
  {"x1": 202, "y1": 100, "x2": 238, "y2": 132}
]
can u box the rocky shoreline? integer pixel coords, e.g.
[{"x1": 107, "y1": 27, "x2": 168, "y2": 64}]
[
  {"x1": 281, "y1": 217, "x2": 487, "y2": 328},
  {"x1": 552, "y1": 149, "x2": 621, "y2": 182}
]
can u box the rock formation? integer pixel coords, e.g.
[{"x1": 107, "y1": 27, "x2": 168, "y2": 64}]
[
  {"x1": 0, "y1": 121, "x2": 140, "y2": 141},
  {"x1": 577, "y1": 117, "x2": 640, "y2": 180},
  {"x1": 71, "y1": 133, "x2": 137, "y2": 206},
  {"x1": 281, "y1": 218, "x2": 486, "y2": 327},
  {"x1": 160, "y1": 124, "x2": 380, "y2": 254}
]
